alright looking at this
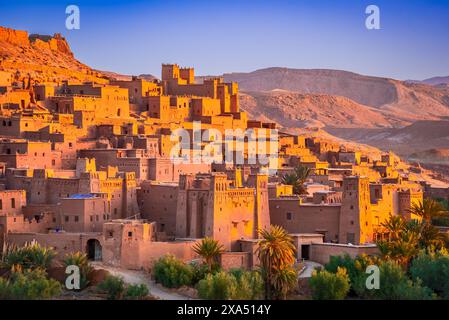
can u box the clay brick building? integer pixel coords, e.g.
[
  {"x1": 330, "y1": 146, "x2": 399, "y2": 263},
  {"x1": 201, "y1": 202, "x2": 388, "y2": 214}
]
[
  {"x1": 176, "y1": 172, "x2": 270, "y2": 251},
  {"x1": 269, "y1": 175, "x2": 423, "y2": 245}
]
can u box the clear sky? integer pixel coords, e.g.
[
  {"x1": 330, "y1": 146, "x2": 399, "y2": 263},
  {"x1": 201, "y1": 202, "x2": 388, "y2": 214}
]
[{"x1": 0, "y1": 0, "x2": 448, "y2": 80}]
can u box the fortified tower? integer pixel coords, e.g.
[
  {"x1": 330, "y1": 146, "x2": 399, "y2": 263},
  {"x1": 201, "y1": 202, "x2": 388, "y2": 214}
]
[{"x1": 339, "y1": 176, "x2": 372, "y2": 244}]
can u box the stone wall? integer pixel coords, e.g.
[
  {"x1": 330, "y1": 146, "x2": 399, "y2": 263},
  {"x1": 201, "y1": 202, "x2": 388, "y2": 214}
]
[
  {"x1": 310, "y1": 242, "x2": 379, "y2": 265},
  {"x1": 5, "y1": 232, "x2": 103, "y2": 259},
  {"x1": 220, "y1": 252, "x2": 250, "y2": 270}
]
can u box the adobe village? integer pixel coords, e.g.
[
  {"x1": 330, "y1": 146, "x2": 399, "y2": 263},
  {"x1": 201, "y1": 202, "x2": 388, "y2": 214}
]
[{"x1": 0, "y1": 26, "x2": 448, "y2": 300}]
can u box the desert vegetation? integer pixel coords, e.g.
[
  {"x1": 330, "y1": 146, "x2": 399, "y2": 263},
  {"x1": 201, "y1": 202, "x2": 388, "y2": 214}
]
[
  {"x1": 309, "y1": 215, "x2": 449, "y2": 300},
  {"x1": 153, "y1": 225, "x2": 299, "y2": 300},
  {"x1": 0, "y1": 241, "x2": 150, "y2": 300}
]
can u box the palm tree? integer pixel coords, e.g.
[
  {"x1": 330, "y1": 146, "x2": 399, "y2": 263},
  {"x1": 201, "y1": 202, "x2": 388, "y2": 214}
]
[
  {"x1": 63, "y1": 252, "x2": 92, "y2": 289},
  {"x1": 377, "y1": 230, "x2": 419, "y2": 269},
  {"x1": 294, "y1": 165, "x2": 312, "y2": 184},
  {"x1": 380, "y1": 215, "x2": 406, "y2": 240},
  {"x1": 281, "y1": 173, "x2": 300, "y2": 194},
  {"x1": 281, "y1": 165, "x2": 311, "y2": 195},
  {"x1": 192, "y1": 237, "x2": 224, "y2": 272},
  {"x1": 271, "y1": 267, "x2": 298, "y2": 300},
  {"x1": 406, "y1": 220, "x2": 446, "y2": 249},
  {"x1": 257, "y1": 225, "x2": 297, "y2": 299},
  {"x1": 408, "y1": 198, "x2": 446, "y2": 223}
]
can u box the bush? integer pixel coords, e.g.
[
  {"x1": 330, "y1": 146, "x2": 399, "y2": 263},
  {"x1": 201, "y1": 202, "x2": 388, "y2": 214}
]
[
  {"x1": 197, "y1": 271, "x2": 237, "y2": 300},
  {"x1": 356, "y1": 261, "x2": 434, "y2": 300},
  {"x1": 125, "y1": 284, "x2": 149, "y2": 300},
  {"x1": 0, "y1": 277, "x2": 11, "y2": 299},
  {"x1": 309, "y1": 267, "x2": 350, "y2": 300},
  {"x1": 153, "y1": 255, "x2": 193, "y2": 288},
  {"x1": 63, "y1": 252, "x2": 93, "y2": 290},
  {"x1": 191, "y1": 262, "x2": 210, "y2": 284},
  {"x1": 197, "y1": 270, "x2": 264, "y2": 300},
  {"x1": 1, "y1": 241, "x2": 56, "y2": 271},
  {"x1": 190, "y1": 261, "x2": 221, "y2": 284},
  {"x1": 98, "y1": 275, "x2": 125, "y2": 300},
  {"x1": 0, "y1": 267, "x2": 62, "y2": 300},
  {"x1": 410, "y1": 250, "x2": 449, "y2": 299},
  {"x1": 229, "y1": 269, "x2": 264, "y2": 300},
  {"x1": 325, "y1": 254, "x2": 381, "y2": 297}
]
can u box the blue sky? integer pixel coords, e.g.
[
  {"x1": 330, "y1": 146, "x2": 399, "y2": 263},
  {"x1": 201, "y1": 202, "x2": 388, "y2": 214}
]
[{"x1": 0, "y1": 0, "x2": 448, "y2": 80}]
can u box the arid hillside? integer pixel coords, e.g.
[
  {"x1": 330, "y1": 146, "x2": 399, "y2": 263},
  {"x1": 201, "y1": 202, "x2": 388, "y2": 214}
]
[
  {"x1": 411, "y1": 76, "x2": 449, "y2": 86},
  {"x1": 327, "y1": 121, "x2": 449, "y2": 158},
  {"x1": 240, "y1": 90, "x2": 399, "y2": 129},
  {"x1": 0, "y1": 26, "x2": 108, "y2": 84},
  {"x1": 409, "y1": 149, "x2": 449, "y2": 164},
  {"x1": 96, "y1": 70, "x2": 157, "y2": 82},
  {"x1": 227, "y1": 67, "x2": 449, "y2": 126}
]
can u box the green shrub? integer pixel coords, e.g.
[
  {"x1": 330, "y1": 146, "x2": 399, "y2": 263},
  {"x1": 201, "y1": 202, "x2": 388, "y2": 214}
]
[
  {"x1": 197, "y1": 270, "x2": 264, "y2": 300},
  {"x1": 190, "y1": 261, "x2": 221, "y2": 284},
  {"x1": 98, "y1": 275, "x2": 125, "y2": 300},
  {"x1": 410, "y1": 250, "x2": 449, "y2": 299},
  {"x1": 230, "y1": 269, "x2": 264, "y2": 300},
  {"x1": 309, "y1": 267, "x2": 350, "y2": 300},
  {"x1": 323, "y1": 254, "x2": 435, "y2": 300},
  {"x1": 325, "y1": 254, "x2": 381, "y2": 297},
  {"x1": 153, "y1": 255, "x2": 193, "y2": 288},
  {"x1": 0, "y1": 277, "x2": 11, "y2": 299},
  {"x1": 357, "y1": 261, "x2": 434, "y2": 300},
  {"x1": 125, "y1": 284, "x2": 149, "y2": 300},
  {"x1": 63, "y1": 252, "x2": 92, "y2": 290},
  {"x1": 1, "y1": 241, "x2": 56, "y2": 271},
  {"x1": 197, "y1": 271, "x2": 238, "y2": 300},
  {"x1": 3, "y1": 267, "x2": 62, "y2": 300}
]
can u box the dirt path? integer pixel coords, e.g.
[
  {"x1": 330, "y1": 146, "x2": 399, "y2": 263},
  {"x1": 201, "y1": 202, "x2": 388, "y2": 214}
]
[
  {"x1": 298, "y1": 261, "x2": 323, "y2": 278},
  {"x1": 91, "y1": 262, "x2": 193, "y2": 300}
]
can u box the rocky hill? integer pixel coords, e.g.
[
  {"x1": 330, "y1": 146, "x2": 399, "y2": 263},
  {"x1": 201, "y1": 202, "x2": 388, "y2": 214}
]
[
  {"x1": 409, "y1": 148, "x2": 449, "y2": 164},
  {"x1": 0, "y1": 26, "x2": 108, "y2": 85},
  {"x1": 240, "y1": 90, "x2": 398, "y2": 129},
  {"x1": 327, "y1": 120, "x2": 449, "y2": 157},
  {"x1": 409, "y1": 76, "x2": 449, "y2": 86},
  {"x1": 97, "y1": 70, "x2": 158, "y2": 82},
  {"x1": 227, "y1": 67, "x2": 449, "y2": 127}
]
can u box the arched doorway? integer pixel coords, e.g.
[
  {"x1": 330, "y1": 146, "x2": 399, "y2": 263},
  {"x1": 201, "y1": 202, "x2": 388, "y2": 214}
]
[{"x1": 86, "y1": 239, "x2": 102, "y2": 261}]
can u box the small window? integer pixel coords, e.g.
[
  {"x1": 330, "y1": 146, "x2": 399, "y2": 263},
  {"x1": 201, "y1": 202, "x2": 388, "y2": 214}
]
[
  {"x1": 74, "y1": 216, "x2": 79, "y2": 222},
  {"x1": 65, "y1": 216, "x2": 69, "y2": 222},
  {"x1": 128, "y1": 231, "x2": 133, "y2": 237},
  {"x1": 287, "y1": 212, "x2": 292, "y2": 220},
  {"x1": 11, "y1": 198, "x2": 15, "y2": 209}
]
